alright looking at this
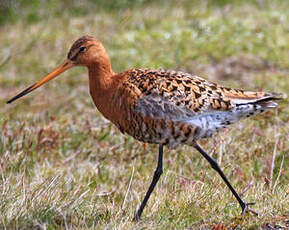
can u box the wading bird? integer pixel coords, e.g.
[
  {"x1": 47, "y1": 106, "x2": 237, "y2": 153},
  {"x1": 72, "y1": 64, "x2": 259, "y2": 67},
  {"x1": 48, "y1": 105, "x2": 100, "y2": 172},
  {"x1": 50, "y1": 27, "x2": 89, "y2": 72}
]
[{"x1": 7, "y1": 36, "x2": 282, "y2": 220}]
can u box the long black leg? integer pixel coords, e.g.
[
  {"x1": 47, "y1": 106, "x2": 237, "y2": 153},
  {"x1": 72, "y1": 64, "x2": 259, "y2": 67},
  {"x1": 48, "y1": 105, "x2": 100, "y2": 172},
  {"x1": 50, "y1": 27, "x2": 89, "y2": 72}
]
[
  {"x1": 194, "y1": 143, "x2": 257, "y2": 215},
  {"x1": 134, "y1": 145, "x2": 163, "y2": 221}
]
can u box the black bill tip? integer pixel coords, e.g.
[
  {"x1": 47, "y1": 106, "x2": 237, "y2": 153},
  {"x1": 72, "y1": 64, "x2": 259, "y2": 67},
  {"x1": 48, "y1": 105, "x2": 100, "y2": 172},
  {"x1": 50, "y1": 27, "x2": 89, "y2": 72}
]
[{"x1": 6, "y1": 84, "x2": 36, "y2": 104}]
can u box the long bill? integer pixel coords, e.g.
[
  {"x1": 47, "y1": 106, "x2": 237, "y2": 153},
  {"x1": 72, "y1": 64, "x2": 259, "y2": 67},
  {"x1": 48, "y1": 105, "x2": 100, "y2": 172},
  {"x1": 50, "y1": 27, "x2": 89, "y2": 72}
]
[{"x1": 7, "y1": 59, "x2": 75, "y2": 104}]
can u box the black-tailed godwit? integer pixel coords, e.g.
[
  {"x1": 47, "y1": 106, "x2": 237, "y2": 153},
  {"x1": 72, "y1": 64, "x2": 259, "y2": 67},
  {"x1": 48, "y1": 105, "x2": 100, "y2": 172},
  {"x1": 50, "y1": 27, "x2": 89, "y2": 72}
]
[{"x1": 7, "y1": 36, "x2": 283, "y2": 220}]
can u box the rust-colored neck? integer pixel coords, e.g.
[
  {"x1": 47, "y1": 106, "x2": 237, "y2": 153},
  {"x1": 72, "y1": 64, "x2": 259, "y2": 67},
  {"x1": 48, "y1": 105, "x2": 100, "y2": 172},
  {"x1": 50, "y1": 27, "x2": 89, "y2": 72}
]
[
  {"x1": 87, "y1": 53, "x2": 119, "y2": 121},
  {"x1": 88, "y1": 53, "x2": 114, "y2": 90}
]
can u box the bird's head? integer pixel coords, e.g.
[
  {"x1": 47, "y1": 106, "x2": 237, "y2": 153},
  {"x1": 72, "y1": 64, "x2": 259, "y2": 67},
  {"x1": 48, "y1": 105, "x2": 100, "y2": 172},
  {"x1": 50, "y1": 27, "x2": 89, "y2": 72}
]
[
  {"x1": 7, "y1": 35, "x2": 107, "y2": 104},
  {"x1": 67, "y1": 35, "x2": 107, "y2": 67}
]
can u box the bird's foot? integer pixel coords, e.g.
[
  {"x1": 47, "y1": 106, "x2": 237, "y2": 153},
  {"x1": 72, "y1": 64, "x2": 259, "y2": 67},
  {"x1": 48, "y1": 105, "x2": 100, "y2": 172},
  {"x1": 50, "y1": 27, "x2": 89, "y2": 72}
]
[
  {"x1": 241, "y1": 202, "x2": 258, "y2": 216},
  {"x1": 133, "y1": 213, "x2": 141, "y2": 222}
]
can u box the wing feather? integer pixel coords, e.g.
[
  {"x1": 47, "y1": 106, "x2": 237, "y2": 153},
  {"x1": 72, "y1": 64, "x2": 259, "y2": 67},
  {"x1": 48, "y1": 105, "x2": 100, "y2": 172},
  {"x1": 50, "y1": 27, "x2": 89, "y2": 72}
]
[{"x1": 118, "y1": 68, "x2": 282, "y2": 140}]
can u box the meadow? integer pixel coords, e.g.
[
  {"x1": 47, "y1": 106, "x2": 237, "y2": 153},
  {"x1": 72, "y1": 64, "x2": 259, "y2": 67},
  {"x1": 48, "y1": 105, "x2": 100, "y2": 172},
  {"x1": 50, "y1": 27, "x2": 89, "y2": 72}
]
[{"x1": 0, "y1": 0, "x2": 289, "y2": 229}]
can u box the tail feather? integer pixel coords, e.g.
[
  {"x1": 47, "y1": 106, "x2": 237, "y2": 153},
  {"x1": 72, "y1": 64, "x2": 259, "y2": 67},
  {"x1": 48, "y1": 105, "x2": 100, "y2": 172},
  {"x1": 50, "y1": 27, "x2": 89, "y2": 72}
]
[
  {"x1": 183, "y1": 91, "x2": 284, "y2": 139},
  {"x1": 229, "y1": 91, "x2": 285, "y2": 120},
  {"x1": 227, "y1": 91, "x2": 284, "y2": 106}
]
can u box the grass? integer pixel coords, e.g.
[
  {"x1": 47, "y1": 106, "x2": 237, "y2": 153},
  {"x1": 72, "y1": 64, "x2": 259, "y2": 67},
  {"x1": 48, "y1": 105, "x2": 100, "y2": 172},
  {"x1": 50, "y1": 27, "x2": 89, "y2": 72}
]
[{"x1": 0, "y1": 0, "x2": 289, "y2": 229}]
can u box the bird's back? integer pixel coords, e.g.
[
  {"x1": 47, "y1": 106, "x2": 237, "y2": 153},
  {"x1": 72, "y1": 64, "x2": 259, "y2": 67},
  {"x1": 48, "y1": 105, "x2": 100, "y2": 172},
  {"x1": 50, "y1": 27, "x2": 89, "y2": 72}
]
[{"x1": 111, "y1": 68, "x2": 282, "y2": 148}]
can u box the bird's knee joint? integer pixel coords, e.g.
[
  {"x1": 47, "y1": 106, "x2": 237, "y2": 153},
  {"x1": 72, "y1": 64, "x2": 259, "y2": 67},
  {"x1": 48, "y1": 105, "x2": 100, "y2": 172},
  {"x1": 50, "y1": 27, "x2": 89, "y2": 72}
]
[
  {"x1": 154, "y1": 168, "x2": 163, "y2": 177},
  {"x1": 210, "y1": 159, "x2": 220, "y2": 171}
]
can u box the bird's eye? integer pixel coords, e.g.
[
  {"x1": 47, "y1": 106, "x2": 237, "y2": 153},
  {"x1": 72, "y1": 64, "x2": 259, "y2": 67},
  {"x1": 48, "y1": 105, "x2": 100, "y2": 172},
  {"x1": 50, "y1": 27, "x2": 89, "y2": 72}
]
[{"x1": 79, "y1": 46, "x2": 86, "y2": 52}]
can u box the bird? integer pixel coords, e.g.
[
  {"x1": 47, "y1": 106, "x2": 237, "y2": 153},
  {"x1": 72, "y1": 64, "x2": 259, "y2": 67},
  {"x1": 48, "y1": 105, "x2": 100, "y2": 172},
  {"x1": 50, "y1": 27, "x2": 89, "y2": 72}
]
[{"x1": 7, "y1": 35, "x2": 283, "y2": 221}]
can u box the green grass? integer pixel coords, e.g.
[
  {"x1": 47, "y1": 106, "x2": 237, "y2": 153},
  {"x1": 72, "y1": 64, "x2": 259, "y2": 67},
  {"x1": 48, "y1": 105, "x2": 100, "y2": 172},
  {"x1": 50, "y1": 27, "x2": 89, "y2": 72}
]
[{"x1": 1, "y1": 0, "x2": 289, "y2": 229}]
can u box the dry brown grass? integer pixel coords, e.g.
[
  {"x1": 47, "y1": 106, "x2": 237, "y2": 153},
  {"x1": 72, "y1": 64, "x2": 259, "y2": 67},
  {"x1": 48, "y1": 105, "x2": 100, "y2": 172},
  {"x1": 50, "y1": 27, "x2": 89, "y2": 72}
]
[{"x1": 0, "y1": 0, "x2": 289, "y2": 229}]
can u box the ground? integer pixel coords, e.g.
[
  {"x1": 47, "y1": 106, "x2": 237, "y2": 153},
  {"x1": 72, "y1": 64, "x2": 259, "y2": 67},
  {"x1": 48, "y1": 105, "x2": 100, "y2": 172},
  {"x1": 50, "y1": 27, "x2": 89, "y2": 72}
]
[{"x1": 0, "y1": 0, "x2": 289, "y2": 229}]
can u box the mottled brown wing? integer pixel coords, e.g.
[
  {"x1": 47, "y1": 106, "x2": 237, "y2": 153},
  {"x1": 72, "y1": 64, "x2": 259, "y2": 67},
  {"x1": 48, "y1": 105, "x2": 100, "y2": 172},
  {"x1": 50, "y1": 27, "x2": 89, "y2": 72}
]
[
  {"x1": 115, "y1": 68, "x2": 282, "y2": 146},
  {"x1": 125, "y1": 68, "x2": 233, "y2": 120}
]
